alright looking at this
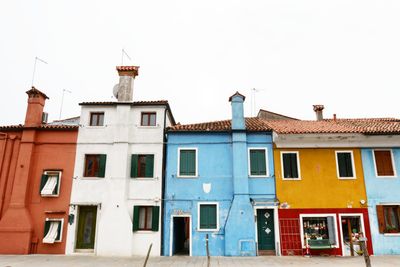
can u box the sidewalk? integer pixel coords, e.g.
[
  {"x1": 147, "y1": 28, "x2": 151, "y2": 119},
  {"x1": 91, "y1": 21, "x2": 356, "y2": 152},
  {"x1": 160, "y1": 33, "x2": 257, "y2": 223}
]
[{"x1": 0, "y1": 255, "x2": 399, "y2": 267}]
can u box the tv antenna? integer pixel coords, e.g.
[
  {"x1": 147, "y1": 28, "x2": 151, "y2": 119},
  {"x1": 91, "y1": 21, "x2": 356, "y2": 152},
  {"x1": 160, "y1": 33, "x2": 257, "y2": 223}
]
[
  {"x1": 59, "y1": 89, "x2": 72, "y2": 120},
  {"x1": 121, "y1": 48, "x2": 132, "y2": 65},
  {"x1": 250, "y1": 88, "x2": 265, "y2": 117},
  {"x1": 31, "y1": 56, "x2": 48, "y2": 86}
]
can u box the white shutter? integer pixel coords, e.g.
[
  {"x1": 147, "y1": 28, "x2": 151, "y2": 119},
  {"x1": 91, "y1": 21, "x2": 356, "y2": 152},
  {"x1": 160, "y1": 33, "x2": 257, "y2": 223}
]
[
  {"x1": 327, "y1": 216, "x2": 337, "y2": 245},
  {"x1": 43, "y1": 221, "x2": 60, "y2": 244},
  {"x1": 41, "y1": 176, "x2": 58, "y2": 196}
]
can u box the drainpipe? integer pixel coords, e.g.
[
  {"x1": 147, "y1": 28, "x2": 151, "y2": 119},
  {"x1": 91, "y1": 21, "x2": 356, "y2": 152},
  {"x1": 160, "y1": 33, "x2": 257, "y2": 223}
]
[{"x1": 160, "y1": 107, "x2": 168, "y2": 256}]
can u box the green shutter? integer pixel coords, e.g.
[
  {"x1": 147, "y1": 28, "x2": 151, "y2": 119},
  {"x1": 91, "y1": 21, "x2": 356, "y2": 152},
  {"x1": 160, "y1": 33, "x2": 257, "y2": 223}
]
[
  {"x1": 250, "y1": 150, "x2": 267, "y2": 176},
  {"x1": 180, "y1": 150, "x2": 196, "y2": 176},
  {"x1": 98, "y1": 155, "x2": 107, "y2": 177},
  {"x1": 250, "y1": 150, "x2": 258, "y2": 175},
  {"x1": 132, "y1": 206, "x2": 140, "y2": 231},
  {"x1": 200, "y1": 205, "x2": 208, "y2": 229},
  {"x1": 131, "y1": 154, "x2": 138, "y2": 178},
  {"x1": 180, "y1": 150, "x2": 188, "y2": 175},
  {"x1": 200, "y1": 205, "x2": 217, "y2": 229},
  {"x1": 43, "y1": 220, "x2": 51, "y2": 237},
  {"x1": 145, "y1": 155, "x2": 154, "y2": 178},
  {"x1": 151, "y1": 206, "x2": 160, "y2": 231},
  {"x1": 56, "y1": 221, "x2": 62, "y2": 241},
  {"x1": 40, "y1": 174, "x2": 49, "y2": 193},
  {"x1": 258, "y1": 150, "x2": 266, "y2": 175},
  {"x1": 53, "y1": 173, "x2": 60, "y2": 195},
  {"x1": 187, "y1": 150, "x2": 196, "y2": 176}
]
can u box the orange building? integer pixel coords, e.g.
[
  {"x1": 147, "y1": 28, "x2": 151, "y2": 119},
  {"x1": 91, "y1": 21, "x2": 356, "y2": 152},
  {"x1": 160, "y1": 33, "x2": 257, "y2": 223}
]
[{"x1": 0, "y1": 87, "x2": 78, "y2": 254}]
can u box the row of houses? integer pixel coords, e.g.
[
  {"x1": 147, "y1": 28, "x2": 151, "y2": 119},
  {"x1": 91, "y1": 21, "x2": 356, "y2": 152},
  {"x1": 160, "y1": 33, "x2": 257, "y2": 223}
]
[{"x1": 0, "y1": 66, "x2": 399, "y2": 257}]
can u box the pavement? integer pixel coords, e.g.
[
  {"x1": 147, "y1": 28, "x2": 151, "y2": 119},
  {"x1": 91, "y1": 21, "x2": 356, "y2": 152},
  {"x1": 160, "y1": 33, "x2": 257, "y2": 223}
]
[{"x1": 0, "y1": 255, "x2": 399, "y2": 267}]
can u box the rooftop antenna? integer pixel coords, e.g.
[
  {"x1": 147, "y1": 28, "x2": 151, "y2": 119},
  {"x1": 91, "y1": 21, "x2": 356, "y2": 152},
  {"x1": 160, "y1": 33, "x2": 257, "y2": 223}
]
[
  {"x1": 31, "y1": 56, "x2": 48, "y2": 86},
  {"x1": 251, "y1": 88, "x2": 266, "y2": 117},
  {"x1": 59, "y1": 89, "x2": 72, "y2": 120},
  {"x1": 121, "y1": 48, "x2": 132, "y2": 65}
]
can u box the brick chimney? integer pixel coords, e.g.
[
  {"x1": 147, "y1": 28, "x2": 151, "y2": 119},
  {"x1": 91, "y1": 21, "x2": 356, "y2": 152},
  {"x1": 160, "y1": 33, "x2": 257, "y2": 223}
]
[
  {"x1": 313, "y1": 105, "x2": 324, "y2": 121},
  {"x1": 24, "y1": 87, "x2": 49, "y2": 127},
  {"x1": 115, "y1": 66, "x2": 139, "y2": 102},
  {"x1": 229, "y1": 91, "x2": 246, "y2": 130}
]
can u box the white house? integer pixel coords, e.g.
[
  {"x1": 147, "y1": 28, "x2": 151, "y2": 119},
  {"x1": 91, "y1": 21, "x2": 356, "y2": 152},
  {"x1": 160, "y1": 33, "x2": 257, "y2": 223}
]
[{"x1": 65, "y1": 66, "x2": 175, "y2": 256}]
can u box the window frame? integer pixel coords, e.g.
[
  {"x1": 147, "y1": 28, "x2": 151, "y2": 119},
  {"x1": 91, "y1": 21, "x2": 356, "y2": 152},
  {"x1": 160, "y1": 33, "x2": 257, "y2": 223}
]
[
  {"x1": 197, "y1": 202, "x2": 219, "y2": 232},
  {"x1": 177, "y1": 147, "x2": 198, "y2": 178},
  {"x1": 372, "y1": 149, "x2": 397, "y2": 178},
  {"x1": 89, "y1": 112, "x2": 105, "y2": 127},
  {"x1": 43, "y1": 218, "x2": 64, "y2": 243},
  {"x1": 299, "y1": 214, "x2": 339, "y2": 248},
  {"x1": 140, "y1": 112, "x2": 157, "y2": 127},
  {"x1": 138, "y1": 206, "x2": 153, "y2": 231},
  {"x1": 281, "y1": 151, "x2": 301, "y2": 180},
  {"x1": 248, "y1": 147, "x2": 269, "y2": 177},
  {"x1": 83, "y1": 154, "x2": 106, "y2": 178},
  {"x1": 335, "y1": 151, "x2": 357, "y2": 180},
  {"x1": 131, "y1": 154, "x2": 155, "y2": 179},
  {"x1": 383, "y1": 205, "x2": 400, "y2": 234},
  {"x1": 41, "y1": 170, "x2": 62, "y2": 197}
]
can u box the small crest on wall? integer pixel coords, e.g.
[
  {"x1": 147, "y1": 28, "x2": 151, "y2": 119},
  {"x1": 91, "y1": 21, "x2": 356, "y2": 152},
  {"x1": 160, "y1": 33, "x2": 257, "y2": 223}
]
[
  {"x1": 203, "y1": 183, "x2": 211, "y2": 194},
  {"x1": 280, "y1": 202, "x2": 290, "y2": 209}
]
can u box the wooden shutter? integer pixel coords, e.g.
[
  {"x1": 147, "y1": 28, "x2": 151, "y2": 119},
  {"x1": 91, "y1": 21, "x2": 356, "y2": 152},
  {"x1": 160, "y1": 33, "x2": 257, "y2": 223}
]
[
  {"x1": 250, "y1": 150, "x2": 259, "y2": 175},
  {"x1": 98, "y1": 155, "x2": 107, "y2": 177},
  {"x1": 180, "y1": 150, "x2": 188, "y2": 175},
  {"x1": 132, "y1": 206, "x2": 140, "y2": 231},
  {"x1": 376, "y1": 205, "x2": 385, "y2": 233},
  {"x1": 375, "y1": 151, "x2": 394, "y2": 176},
  {"x1": 257, "y1": 150, "x2": 266, "y2": 175},
  {"x1": 151, "y1": 206, "x2": 160, "y2": 231},
  {"x1": 131, "y1": 154, "x2": 138, "y2": 178},
  {"x1": 145, "y1": 155, "x2": 154, "y2": 178},
  {"x1": 43, "y1": 220, "x2": 51, "y2": 237},
  {"x1": 200, "y1": 205, "x2": 208, "y2": 229},
  {"x1": 56, "y1": 221, "x2": 62, "y2": 241},
  {"x1": 180, "y1": 150, "x2": 196, "y2": 176},
  {"x1": 40, "y1": 174, "x2": 49, "y2": 193},
  {"x1": 208, "y1": 205, "x2": 217, "y2": 229},
  {"x1": 187, "y1": 150, "x2": 196, "y2": 176},
  {"x1": 338, "y1": 153, "x2": 353, "y2": 177}
]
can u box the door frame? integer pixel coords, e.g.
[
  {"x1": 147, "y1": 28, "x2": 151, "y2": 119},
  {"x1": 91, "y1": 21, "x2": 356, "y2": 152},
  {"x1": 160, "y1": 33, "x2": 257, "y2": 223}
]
[
  {"x1": 74, "y1": 204, "x2": 100, "y2": 254},
  {"x1": 169, "y1": 214, "x2": 192, "y2": 256},
  {"x1": 254, "y1": 206, "x2": 280, "y2": 256},
  {"x1": 338, "y1": 213, "x2": 365, "y2": 257}
]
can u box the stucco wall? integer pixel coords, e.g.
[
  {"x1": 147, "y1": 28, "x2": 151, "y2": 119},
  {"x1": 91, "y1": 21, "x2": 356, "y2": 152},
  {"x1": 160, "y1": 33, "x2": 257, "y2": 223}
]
[{"x1": 362, "y1": 148, "x2": 400, "y2": 255}]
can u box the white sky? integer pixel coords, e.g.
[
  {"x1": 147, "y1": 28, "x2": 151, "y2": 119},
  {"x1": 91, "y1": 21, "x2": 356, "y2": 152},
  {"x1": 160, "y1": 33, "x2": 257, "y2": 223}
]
[{"x1": 1, "y1": 0, "x2": 399, "y2": 125}]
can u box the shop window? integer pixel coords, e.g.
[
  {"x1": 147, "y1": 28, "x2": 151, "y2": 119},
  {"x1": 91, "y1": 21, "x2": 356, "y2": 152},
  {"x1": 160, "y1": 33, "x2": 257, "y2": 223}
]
[
  {"x1": 249, "y1": 148, "x2": 268, "y2": 176},
  {"x1": 301, "y1": 215, "x2": 337, "y2": 248},
  {"x1": 84, "y1": 154, "x2": 107, "y2": 177},
  {"x1": 141, "y1": 112, "x2": 156, "y2": 126},
  {"x1": 132, "y1": 206, "x2": 160, "y2": 231},
  {"x1": 281, "y1": 152, "x2": 300, "y2": 179},
  {"x1": 89, "y1": 112, "x2": 104, "y2": 126},
  {"x1": 130, "y1": 154, "x2": 154, "y2": 178},
  {"x1": 40, "y1": 170, "x2": 62, "y2": 197},
  {"x1": 377, "y1": 205, "x2": 400, "y2": 233},
  {"x1": 374, "y1": 150, "x2": 396, "y2": 177},
  {"x1": 43, "y1": 219, "x2": 63, "y2": 244},
  {"x1": 198, "y1": 203, "x2": 218, "y2": 231},
  {"x1": 336, "y1": 151, "x2": 355, "y2": 178},
  {"x1": 178, "y1": 148, "x2": 197, "y2": 177}
]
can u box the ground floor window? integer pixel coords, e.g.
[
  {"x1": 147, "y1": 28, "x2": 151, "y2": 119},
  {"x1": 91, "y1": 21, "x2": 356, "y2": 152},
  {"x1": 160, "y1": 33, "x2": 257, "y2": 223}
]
[
  {"x1": 198, "y1": 203, "x2": 218, "y2": 231},
  {"x1": 300, "y1": 214, "x2": 337, "y2": 247},
  {"x1": 43, "y1": 219, "x2": 63, "y2": 244},
  {"x1": 133, "y1": 206, "x2": 160, "y2": 231},
  {"x1": 377, "y1": 205, "x2": 400, "y2": 233}
]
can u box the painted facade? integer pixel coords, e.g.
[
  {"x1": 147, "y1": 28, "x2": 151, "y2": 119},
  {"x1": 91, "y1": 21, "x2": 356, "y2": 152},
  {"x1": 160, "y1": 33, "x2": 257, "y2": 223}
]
[
  {"x1": 163, "y1": 93, "x2": 278, "y2": 257},
  {"x1": 0, "y1": 88, "x2": 78, "y2": 254},
  {"x1": 65, "y1": 66, "x2": 175, "y2": 256},
  {"x1": 362, "y1": 147, "x2": 400, "y2": 255}
]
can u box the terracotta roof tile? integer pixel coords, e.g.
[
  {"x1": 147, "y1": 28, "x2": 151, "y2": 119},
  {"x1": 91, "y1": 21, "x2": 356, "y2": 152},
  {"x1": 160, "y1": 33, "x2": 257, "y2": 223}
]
[
  {"x1": 168, "y1": 118, "x2": 272, "y2": 132},
  {"x1": 79, "y1": 100, "x2": 169, "y2": 106},
  {"x1": 116, "y1": 66, "x2": 139, "y2": 72},
  {"x1": 0, "y1": 124, "x2": 78, "y2": 131}
]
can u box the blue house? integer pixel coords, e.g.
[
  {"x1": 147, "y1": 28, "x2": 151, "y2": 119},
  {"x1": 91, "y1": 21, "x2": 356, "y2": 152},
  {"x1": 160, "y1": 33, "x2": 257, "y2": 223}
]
[
  {"x1": 162, "y1": 92, "x2": 279, "y2": 256},
  {"x1": 362, "y1": 146, "x2": 400, "y2": 255}
]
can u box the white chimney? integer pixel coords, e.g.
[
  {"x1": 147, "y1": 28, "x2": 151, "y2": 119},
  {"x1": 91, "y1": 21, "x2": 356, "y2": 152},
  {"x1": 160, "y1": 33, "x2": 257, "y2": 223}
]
[
  {"x1": 313, "y1": 105, "x2": 324, "y2": 121},
  {"x1": 113, "y1": 66, "x2": 139, "y2": 102}
]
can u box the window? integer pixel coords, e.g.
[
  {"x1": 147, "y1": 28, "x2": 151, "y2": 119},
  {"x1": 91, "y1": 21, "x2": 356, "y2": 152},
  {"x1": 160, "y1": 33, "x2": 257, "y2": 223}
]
[
  {"x1": 249, "y1": 148, "x2": 268, "y2": 176},
  {"x1": 377, "y1": 205, "x2": 400, "y2": 233},
  {"x1": 374, "y1": 150, "x2": 396, "y2": 177},
  {"x1": 178, "y1": 148, "x2": 197, "y2": 177},
  {"x1": 43, "y1": 219, "x2": 63, "y2": 244},
  {"x1": 281, "y1": 152, "x2": 300, "y2": 179},
  {"x1": 84, "y1": 154, "x2": 107, "y2": 177},
  {"x1": 89, "y1": 112, "x2": 104, "y2": 126},
  {"x1": 132, "y1": 206, "x2": 160, "y2": 231},
  {"x1": 300, "y1": 215, "x2": 337, "y2": 248},
  {"x1": 40, "y1": 171, "x2": 62, "y2": 197},
  {"x1": 131, "y1": 154, "x2": 154, "y2": 178},
  {"x1": 141, "y1": 112, "x2": 156, "y2": 126},
  {"x1": 198, "y1": 203, "x2": 218, "y2": 231},
  {"x1": 336, "y1": 151, "x2": 356, "y2": 179}
]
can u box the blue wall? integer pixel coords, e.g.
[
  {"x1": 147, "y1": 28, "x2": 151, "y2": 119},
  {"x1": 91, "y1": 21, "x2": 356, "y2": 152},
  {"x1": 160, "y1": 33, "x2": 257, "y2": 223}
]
[
  {"x1": 163, "y1": 132, "x2": 275, "y2": 256},
  {"x1": 362, "y1": 148, "x2": 400, "y2": 255}
]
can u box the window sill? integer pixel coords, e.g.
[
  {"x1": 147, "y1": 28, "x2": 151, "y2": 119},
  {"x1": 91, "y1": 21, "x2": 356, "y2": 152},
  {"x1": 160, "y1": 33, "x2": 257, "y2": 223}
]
[
  {"x1": 80, "y1": 177, "x2": 105, "y2": 180},
  {"x1": 197, "y1": 228, "x2": 219, "y2": 232},
  {"x1": 86, "y1": 126, "x2": 106, "y2": 129},
  {"x1": 176, "y1": 175, "x2": 199, "y2": 179},
  {"x1": 338, "y1": 177, "x2": 357, "y2": 180},
  {"x1": 383, "y1": 233, "x2": 400, "y2": 236},
  {"x1": 134, "y1": 230, "x2": 157, "y2": 234},
  {"x1": 282, "y1": 178, "x2": 301, "y2": 181},
  {"x1": 41, "y1": 194, "x2": 60, "y2": 198},
  {"x1": 137, "y1": 125, "x2": 160, "y2": 129},
  {"x1": 249, "y1": 175, "x2": 271, "y2": 179},
  {"x1": 131, "y1": 177, "x2": 158, "y2": 181},
  {"x1": 376, "y1": 176, "x2": 398, "y2": 179}
]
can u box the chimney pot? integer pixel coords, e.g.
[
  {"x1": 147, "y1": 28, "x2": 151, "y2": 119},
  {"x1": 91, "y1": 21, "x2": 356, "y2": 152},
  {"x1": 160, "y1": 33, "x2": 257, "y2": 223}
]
[
  {"x1": 24, "y1": 87, "x2": 49, "y2": 127},
  {"x1": 313, "y1": 105, "x2": 324, "y2": 121},
  {"x1": 114, "y1": 66, "x2": 139, "y2": 102}
]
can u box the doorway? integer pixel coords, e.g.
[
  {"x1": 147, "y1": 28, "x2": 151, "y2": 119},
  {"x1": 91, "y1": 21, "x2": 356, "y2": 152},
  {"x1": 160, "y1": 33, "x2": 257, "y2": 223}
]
[
  {"x1": 257, "y1": 209, "x2": 276, "y2": 255},
  {"x1": 75, "y1": 205, "x2": 97, "y2": 251},
  {"x1": 339, "y1": 214, "x2": 365, "y2": 256},
  {"x1": 171, "y1": 216, "x2": 191, "y2": 256}
]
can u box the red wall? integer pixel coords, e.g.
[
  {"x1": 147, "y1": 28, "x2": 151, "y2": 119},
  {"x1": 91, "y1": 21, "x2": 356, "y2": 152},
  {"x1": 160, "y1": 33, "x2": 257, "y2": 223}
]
[{"x1": 278, "y1": 208, "x2": 373, "y2": 256}]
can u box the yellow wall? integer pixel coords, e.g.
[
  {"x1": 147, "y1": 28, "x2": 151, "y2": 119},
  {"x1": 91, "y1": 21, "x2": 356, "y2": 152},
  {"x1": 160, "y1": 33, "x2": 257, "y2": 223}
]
[{"x1": 274, "y1": 148, "x2": 368, "y2": 209}]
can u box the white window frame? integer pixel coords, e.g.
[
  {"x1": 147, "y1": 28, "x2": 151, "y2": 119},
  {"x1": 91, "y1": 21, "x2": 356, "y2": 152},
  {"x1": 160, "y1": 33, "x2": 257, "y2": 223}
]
[
  {"x1": 248, "y1": 147, "x2": 269, "y2": 177},
  {"x1": 299, "y1": 213, "x2": 339, "y2": 248},
  {"x1": 372, "y1": 149, "x2": 397, "y2": 178},
  {"x1": 41, "y1": 170, "x2": 62, "y2": 197},
  {"x1": 177, "y1": 147, "x2": 198, "y2": 178},
  {"x1": 44, "y1": 218, "x2": 64, "y2": 243},
  {"x1": 335, "y1": 151, "x2": 357, "y2": 180},
  {"x1": 281, "y1": 151, "x2": 301, "y2": 180},
  {"x1": 197, "y1": 202, "x2": 219, "y2": 232}
]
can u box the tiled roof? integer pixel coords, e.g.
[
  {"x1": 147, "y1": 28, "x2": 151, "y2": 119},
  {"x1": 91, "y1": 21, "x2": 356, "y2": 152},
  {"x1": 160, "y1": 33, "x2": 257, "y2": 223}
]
[
  {"x1": 168, "y1": 118, "x2": 272, "y2": 132},
  {"x1": 263, "y1": 118, "x2": 400, "y2": 135},
  {"x1": 0, "y1": 124, "x2": 78, "y2": 131},
  {"x1": 116, "y1": 66, "x2": 139, "y2": 72},
  {"x1": 26, "y1": 86, "x2": 49, "y2": 99},
  {"x1": 79, "y1": 100, "x2": 169, "y2": 106},
  {"x1": 0, "y1": 125, "x2": 24, "y2": 131}
]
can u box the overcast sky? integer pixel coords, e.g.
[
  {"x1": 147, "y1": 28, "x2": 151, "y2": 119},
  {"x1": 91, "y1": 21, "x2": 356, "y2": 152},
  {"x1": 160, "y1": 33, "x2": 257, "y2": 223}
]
[{"x1": 1, "y1": 0, "x2": 399, "y2": 126}]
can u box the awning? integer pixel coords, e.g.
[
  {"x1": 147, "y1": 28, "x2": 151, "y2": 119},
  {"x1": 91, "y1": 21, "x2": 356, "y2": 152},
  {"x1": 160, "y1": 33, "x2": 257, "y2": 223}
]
[
  {"x1": 41, "y1": 176, "x2": 58, "y2": 195},
  {"x1": 43, "y1": 221, "x2": 60, "y2": 244}
]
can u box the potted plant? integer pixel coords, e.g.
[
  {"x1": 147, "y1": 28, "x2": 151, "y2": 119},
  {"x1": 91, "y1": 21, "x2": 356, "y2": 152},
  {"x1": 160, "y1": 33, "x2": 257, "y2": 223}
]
[{"x1": 385, "y1": 225, "x2": 398, "y2": 233}]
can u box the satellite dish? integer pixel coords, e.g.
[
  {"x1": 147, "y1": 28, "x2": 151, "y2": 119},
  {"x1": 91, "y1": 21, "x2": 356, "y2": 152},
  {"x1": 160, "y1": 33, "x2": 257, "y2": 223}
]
[{"x1": 113, "y1": 84, "x2": 119, "y2": 99}]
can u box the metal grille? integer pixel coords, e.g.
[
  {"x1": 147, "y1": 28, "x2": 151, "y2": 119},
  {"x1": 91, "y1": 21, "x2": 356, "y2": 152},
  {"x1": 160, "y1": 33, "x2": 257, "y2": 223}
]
[{"x1": 279, "y1": 218, "x2": 303, "y2": 256}]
